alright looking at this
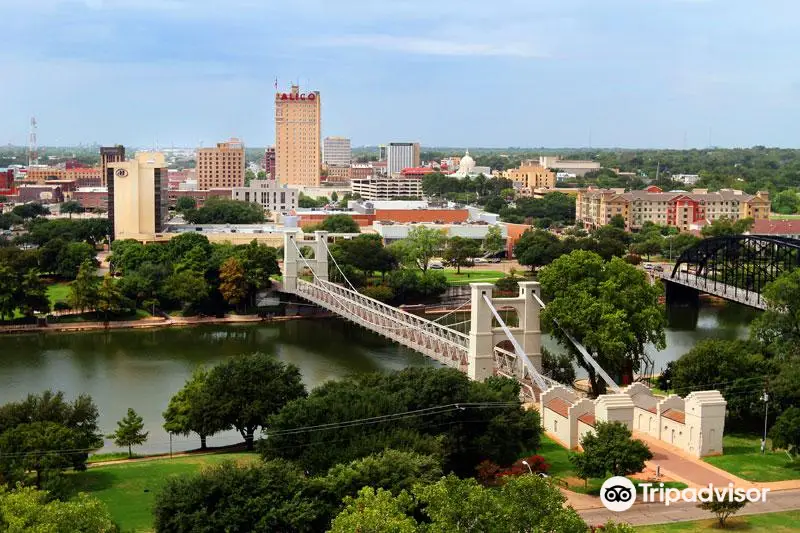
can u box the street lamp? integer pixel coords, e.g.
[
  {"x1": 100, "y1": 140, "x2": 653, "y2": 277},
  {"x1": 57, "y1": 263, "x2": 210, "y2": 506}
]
[{"x1": 521, "y1": 460, "x2": 533, "y2": 475}]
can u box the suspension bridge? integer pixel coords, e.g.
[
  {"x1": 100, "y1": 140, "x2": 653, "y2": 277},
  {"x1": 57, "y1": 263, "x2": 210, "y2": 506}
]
[{"x1": 279, "y1": 231, "x2": 620, "y2": 401}]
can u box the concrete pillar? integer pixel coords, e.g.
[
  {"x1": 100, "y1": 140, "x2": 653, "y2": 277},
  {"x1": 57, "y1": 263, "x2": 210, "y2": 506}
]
[
  {"x1": 314, "y1": 231, "x2": 329, "y2": 282},
  {"x1": 518, "y1": 281, "x2": 542, "y2": 372},
  {"x1": 468, "y1": 283, "x2": 495, "y2": 381},
  {"x1": 283, "y1": 230, "x2": 300, "y2": 293}
]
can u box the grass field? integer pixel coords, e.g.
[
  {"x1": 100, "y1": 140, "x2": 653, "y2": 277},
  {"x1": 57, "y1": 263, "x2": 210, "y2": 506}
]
[
  {"x1": 704, "y1": 434, "x2": 800, "y2": 482},
  {"x1": 441, "y1": 269, "x2": 506, "y2": 286},
  {"x1": 72, "y1": 453, "x2": 259, "y2": 532},
  {"x1": 636, "y1": 510, "x2": 800, "y2": 532},
  {"x1": 769, "y1": 213, "x2": 800, "y2": 220},
  {"x1": 47, "y1": 282, "x2": 71, "y2": 306}
]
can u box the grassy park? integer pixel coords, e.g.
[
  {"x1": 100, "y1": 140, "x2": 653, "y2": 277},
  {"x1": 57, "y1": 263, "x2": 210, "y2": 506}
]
[
  {"x1": 704, "y1": 434, "x2": 800, "y2": 482},
  {"x1": 46, "y1": 282, "x2": 71, "y2": 306},
  {"x1": 637, "y1": 510, "x2": 800, "y2": 532},
  {"x1": 441, "y1": 268, "x2": 506, "y2": 286},
  {"x1": 72, "y1": 453, "x2": 259, "y2": 532}
]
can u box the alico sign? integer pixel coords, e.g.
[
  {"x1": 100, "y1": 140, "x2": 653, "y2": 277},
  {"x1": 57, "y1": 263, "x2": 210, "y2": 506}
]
[{"x1": 278, "y1": 92, "x2": 317, "y2": 101}]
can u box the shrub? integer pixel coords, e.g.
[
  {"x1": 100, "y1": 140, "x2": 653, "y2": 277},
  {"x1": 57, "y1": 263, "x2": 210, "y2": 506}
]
[
  {"x1": 362, "y1": 285, "x2": 395, "y2": 302},
  {"x1": 623, "y1": 253, "x2": 642, "y2": 265},
  {"x1": 494, "y1": 275, "x2": 520, "y2": 293}
]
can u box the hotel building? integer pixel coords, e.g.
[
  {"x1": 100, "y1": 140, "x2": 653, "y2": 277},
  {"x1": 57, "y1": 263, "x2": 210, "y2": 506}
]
[
  {"x1": 387, "y1": 142, "x2": 420, "y2": 177},
  {"x1": 107, "y1": 152, "x2": 169, "y2": 241},
  {"x1": 196, "y1": 138, "x2": 245, "y2": 190},
  {"x1": 275, "y1": 85, "x2": 321, "y2": 187}
]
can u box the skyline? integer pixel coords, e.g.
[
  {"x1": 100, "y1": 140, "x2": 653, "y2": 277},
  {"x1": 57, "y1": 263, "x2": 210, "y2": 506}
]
[{"x1": 2, "y1": 0, "x2": 799, "y2": 149}]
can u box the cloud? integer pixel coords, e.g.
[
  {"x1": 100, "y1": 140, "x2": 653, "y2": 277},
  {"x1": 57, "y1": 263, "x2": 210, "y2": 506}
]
[{"x1": 306, "y1": 34, "x2": 547, "y2": 58}]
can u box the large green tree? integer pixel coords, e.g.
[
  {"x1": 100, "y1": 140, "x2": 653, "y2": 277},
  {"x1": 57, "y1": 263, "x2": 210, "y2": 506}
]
[
  {"x1": 203, "y1": 353, "x2": 306, "y2": 450},
  {"x1": 539, "y1": 250, "x2": 666, "y2": 394},
  {"x1": 751, "y1": 269, "x2": 800, "y2": 359},
  {"x1": 218, "y1": 257, "x2": 248, "y2": 309},
  {"x1": 60, "y1": 200, "x2": 83, "y2": 218},
  {"x1": 95, "y1": 273, "x2": 126, "y2": 319},
  {"x1": 0, "y1": 486, "x2": 117, "y2": 532},
  {"x1": 570, "y1": 421, "x2": 652, "y2": 479},
  {"x1": 318, "y1": 214, "x2": 360, "y2": 233},
  {"x1": 184, "y1": 197, "x2": 265, "y2": 224},
  {"x1": 514, "y1": 229, "x2": 562, "y2": 271},
  {"x1": 701, "y1": 216, "x2": 755, "y2": 237},
  {"x1": 443, "y1": 236, "x2": 480, "y2": 274},
  {"x1": 68, "y1": 259, "x2": 100, "y2": 312},
  {"x1": 163, "y1": 367, "x2": 227, "y2": 450},
  {"x1": 769, "y1": 407, "x2": 800, "y2": 456},
  {"x1": 393, "y1": 226, "x2": 447, "y2": 272},
  {"x1": 331, "y1": 234, "x2": 396, "y2": 280}
]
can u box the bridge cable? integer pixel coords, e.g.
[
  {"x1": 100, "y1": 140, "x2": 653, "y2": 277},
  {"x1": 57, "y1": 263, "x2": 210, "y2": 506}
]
[
  {"x1": 482, "y1": 294, "x2": 549, "y2": 392},
  {"x1": 320, "y1": 238, "x2": 358, "y2": 292},
  {"x1": 530, "y1": 292, "x2": 620, "y2": 393}
]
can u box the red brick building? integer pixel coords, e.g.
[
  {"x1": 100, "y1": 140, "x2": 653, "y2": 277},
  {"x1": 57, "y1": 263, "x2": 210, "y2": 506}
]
[
  {"x1": 75, "y1": 188, "x2": 109, "y2": 211},
  {"x1": 167, "y1": 188, "x2": 231, "y2": 208}
]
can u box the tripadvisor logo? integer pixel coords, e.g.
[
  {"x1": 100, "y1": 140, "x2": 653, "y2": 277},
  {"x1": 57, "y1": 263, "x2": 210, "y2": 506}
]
[{"x1": 600, "y1": 476, "x2": 771, "y2": 512}]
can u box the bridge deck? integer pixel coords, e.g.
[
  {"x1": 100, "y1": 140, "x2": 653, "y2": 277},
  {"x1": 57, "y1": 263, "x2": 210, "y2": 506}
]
[{"x1": 654, "y1": 271, "x2": 766, "y2": 310}]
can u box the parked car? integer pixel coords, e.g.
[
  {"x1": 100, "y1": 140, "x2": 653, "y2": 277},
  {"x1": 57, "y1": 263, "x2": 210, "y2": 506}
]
[
  {"x1": 472, "y1": 257, "x2": 488, "y2": 264},
  {"x1": 429, "y1": 261, "x2": 444, "y2": 270},
  {"x1": 486, "y1": 257, "x2": 501, "y2": 263}
]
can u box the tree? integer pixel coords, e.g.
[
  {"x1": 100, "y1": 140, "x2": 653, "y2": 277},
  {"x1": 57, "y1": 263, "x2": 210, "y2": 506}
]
[
  {"x1": 164, "y1": 270, "x2": 209, "y2": 311},
  {"x1": 154, "y1": 459, "x2": 317, "y2": 533},
  {"x1": 331, "y1": 234, "x2": 396, "y2": 281},
  {"x1": 163, "y1": 367, "x2": 227, "y2": 450},
  {"x1": 319, "y1": 214, "x2": 360, "y2": 233},
  {"x1": 771, "y1": 189, "x2": 800, "y2": 214},
  {"x1": 701, "y1": 216, "x2": 755, "y2": 237},
  {"x1": 17, "y1": 269, "x2": 50, "y2": 317},
  {"x1": 482, "y1": 225, "x2": 505, "y2": 256},
  {"x1": 236, "y1": 240, "x2": 280, "y2": 304},
  {"x1": 60, "y1": 200, "x2": 83, "y2": 218},
  {"x1": 514, "y1": 229, "x2": 563, "y2": 271},
  {"x1": 0, "y1": 265, "x2": 18, "y2": 321},
  {"x1": 769, "y1": 407, "x2": 800, "y2": 456},
  {"x1": 443, "y1": 236, "x2": 480, "y2": 274},
  {"x1": 632, "y1": 237, "x2": 663, "y2": 261},
  {"x1": 329, "y1": 487, "x2": 418, "y2": 533},
  {"x1": 244, "y1": 168, "x2": 255, "y2": 185},
  {"x1": 0, "y1": 486, "x2": 118, "y2": 532},
  {"x1": 218, "y1": 257, "x2": 248, "y2": 310},
  {"x1": 174, "y1": 196, "x2": 196, "y2": 212},
  {"x1": 539, "y1": 251, "x2": 666, "y2": 394},
  {"x1": 609, "y1": 214, "x2": 626, "y2": 229},
  {"x1": 183, "y1": 197, "x2": 265, "y2": 224},
  {"x1": 400, "y1": 226, "x2": 447, "y2": 272},
  {"x1": 56, "y1": 241, "x2": 97, "y2": 279},
  {"x1": 751, "y1": 269, "x2": 800, "y2": 358},
  {"x1": 698, "y1": 493, "x2": 747, "y2": 527},
  {"x1": 542, "y1": 347, "x2": 576, "y2": 385},
  {"x1": 571, "y1": 421, "x2": 652, "y2": 479},
  {"x1": 203, "y1": 353, "x2": 306, "y2": 450},
  {"x1": 95, "y1": 274, "x2": 126, "y2": 320},
  {"x1": 68, "y1": 259, "x2": 100, "y2": 312},
  {"x1": 107, "y1": 408, "x2": 148, "y2": 458}
]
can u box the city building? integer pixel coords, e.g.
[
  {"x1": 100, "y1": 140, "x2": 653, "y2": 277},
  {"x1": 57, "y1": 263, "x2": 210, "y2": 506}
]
[
  {"x1": 0, "y1": 169, "x2": 14, "y2": 192},
  {"x1": 673, "y1": 174, "x2": 701, "y2": 186},
  {"x1": 323, "y1": 136, "x2": 351, "y2": 167},
  {"x1": 400, "y1": 167, "x2": 437, "y2": 178},
  {"x1": 292, "y1": 200, "x2": 471, "y2": 229},
  {"x1": 167, "y1": 188, "x2": 230, "y2": 208},
  {"x1": 196, "y1": 138, "x2": 245, "y2": 190},
  {"x1": 275, "y1": 85, "x2": 321, "y2": 187},
  {"x1": 373, "y1": 221, "x2": 506, "y2": 244},
  {"x1": 100, "y1": 145, "x2": 126, "y2": 187},
  {"x1": 378, "y1": 144, "x2": 387, "y2": 161},
  {"x1": 324, "y1": 164, "x2": 351, "y2": 183},
  {"x1": 232, "y1": 179, "x2": 298, "y2": 214},
  {"x1": 25, "y1": 165, "x2": 66, "y2": 183},
  {"x1": 539, "y1": 156, "x2": 600, "y2": 177},
  {"x1": 350, "y1": 163, "x2": 375, "y2": 180},
  {"x1": 263, "y1": 147, "x2": 276, "y2": 179},
  {"x1": 449, "y1": 150, "x2": 492, "y2": 179},
  {"x1": 16, "y1": 184, "x2": 64, "y2": 204},
  {"x1": 75, "y1": 187, "x2": 109, "y2": 211},
  {"x1": 507, "y1": 163, "x2": 556, "y2": 194},
  {"x1": 387, "y1": 142, "x2": 420, "y2": 177},
  {"x1": 107, "y1": 152, "x2": 169, "y2": 241},
  {"x1": 67, "y1": 167, "x2": 102, "y2": 187},
  {"x1": 749, "y1": 219, "x2": 800, "y2": 239},
  {"x1": 577, "y1": 186, "x2": 771, "y2": 232},
  {"x1": 351, "y1": 177, "x2": 422, "y2": 201}
]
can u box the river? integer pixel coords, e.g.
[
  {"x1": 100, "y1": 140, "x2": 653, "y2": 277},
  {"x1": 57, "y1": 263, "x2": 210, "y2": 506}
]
[{"x1": 0, "y1": 299, "x2": 757, "y2": 454}]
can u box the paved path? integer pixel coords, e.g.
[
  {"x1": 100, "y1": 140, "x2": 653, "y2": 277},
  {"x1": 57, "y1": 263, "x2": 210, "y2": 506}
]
[{"x1": 579, "y1": 488, "x2": 800, "y2": 526}]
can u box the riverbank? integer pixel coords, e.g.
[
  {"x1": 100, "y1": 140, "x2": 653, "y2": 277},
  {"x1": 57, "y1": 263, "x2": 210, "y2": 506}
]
[{"x1": 0, "y1": 311, "x2": 334, "y2": 335}]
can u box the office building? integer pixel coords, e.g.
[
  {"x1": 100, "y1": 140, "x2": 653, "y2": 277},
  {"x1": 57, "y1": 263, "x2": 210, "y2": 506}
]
[
  {"x1": 325, "y1": 164, "x2": 351, "y2": 183},
  {"x1": 378, "y1": 144, "x2": 387, "y2": 161},
  {"x1": 232, "y1": 179, "x2": 298, "y2": 214},
  {"x1": 196, "y1": 138, "x2": 245, "y2": 190},
  {"x1": 263, "y1": 147, "x2": 276, "y2": 179},
  {"x1": 275, "y1": 85, "x2": 321, "y2": 187},
  {"x1": 538, "y1": 156, "x2": 600, "y2": 177},
  {"x1": 576, "y1": 186, "x2": 770, "y2": 232},
  {"x1": 323, "y1": 136, "x2": 351, "y2": 167},
  {"x1": 107, "y1": 152, "x2": 168, "y2": 241},
  {"x1": 351, "y1": 177, "x2": 422, "y2": 201},
  {"x1": 507, "y1": 162, "x2": 556, "y2": 194},
  {"x1": 387, "y1": 142, "x2": 420, "y2": 177},
  {"x1": 100, "y1": 145, "x2": 126, "y2": 186}
]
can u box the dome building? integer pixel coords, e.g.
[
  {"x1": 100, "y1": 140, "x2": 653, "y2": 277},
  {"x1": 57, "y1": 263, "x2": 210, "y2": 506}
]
[{"x1": 451, "y1": 150, "x2": 492, "y2": 179}]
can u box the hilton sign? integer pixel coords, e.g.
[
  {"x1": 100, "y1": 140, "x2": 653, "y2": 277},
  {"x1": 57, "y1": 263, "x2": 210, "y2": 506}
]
[{"x1": 277, "y1": 92, "x2": 317, "y2": 101}]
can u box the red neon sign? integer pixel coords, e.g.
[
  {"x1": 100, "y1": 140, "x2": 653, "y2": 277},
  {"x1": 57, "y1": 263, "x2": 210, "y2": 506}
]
[{"x1": 278, "y1": 92, "x2": 316, "y2": 101}]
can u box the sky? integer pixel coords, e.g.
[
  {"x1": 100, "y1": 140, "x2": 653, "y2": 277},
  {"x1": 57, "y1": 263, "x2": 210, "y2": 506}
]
[{"x1": 1, "y1": 0, "x2": 799, "y2": 149}]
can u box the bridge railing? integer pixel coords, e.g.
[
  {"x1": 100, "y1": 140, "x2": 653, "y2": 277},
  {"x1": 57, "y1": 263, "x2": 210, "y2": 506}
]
[
  {"x1": 493, "y1": 346, "x2": 560, "y2": 402},
  {"x1": 296, "y1": 278, "x2": 469, "y2": 370},
  {"x1": 655, "y1": 270, "x2": 765, "y2": 309}
]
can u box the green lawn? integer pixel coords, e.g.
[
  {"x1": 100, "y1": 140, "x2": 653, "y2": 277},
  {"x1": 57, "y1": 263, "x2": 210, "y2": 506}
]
[
  {"x1": 704, "y1": 434, "x2": 800, "y2": 482},
  {"x1": 769, "y1": 213, "x2": 800, "y2": 220},
  {"x1": 637, "y1": 510, "x2": 800, "y2": 532},
  {"x1": 47, "y1": 282, "x2": 71, "y2": 306},
  {"x1": 71, "y1": 453, "x2": 259, "y2": 532},
  {"x1": 441, "y1": 269, "x2": 506, "y2": 286}
]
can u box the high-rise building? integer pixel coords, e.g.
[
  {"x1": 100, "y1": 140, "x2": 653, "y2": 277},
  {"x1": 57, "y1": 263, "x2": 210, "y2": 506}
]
[
  {"x1": 275, "y1": 85, "x2": 321, "y2": 187},
  {"x1": 107, "y1": 152, "x2": 168, "y2": 241},
  {"x1": 196, "y1": 138, "x2": 245, "y2": 190},
  {"x1": 100, "y1": 145, "x2": 126, "y2": 187},
  {"x1": 263, "y1": 147, "x2": 276, "y2": 179},
  {"x1": 378, "y1": 144, "x2": 387, "y2": 162},
  {"x1": 387, "y1": 142, "x2": 420, "y2": 177},
  {"x1": 323, "y1": 136, "x2": 351, "y2": 167}
]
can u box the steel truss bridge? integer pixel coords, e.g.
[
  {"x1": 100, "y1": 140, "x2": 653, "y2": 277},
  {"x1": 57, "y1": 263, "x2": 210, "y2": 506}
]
[{"x1": 654, "y1": 235, "x2": 800, "y2": 310}]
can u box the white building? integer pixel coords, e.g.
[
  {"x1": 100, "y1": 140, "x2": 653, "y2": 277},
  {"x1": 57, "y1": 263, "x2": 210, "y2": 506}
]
[
  {"x1": 449, "y1": 150, "x2": 492, "y2": 179},
  {"x1": 387, "y1": 142, "x2": 420, "y2": 177},
  {"x1": 539, "y1": 156, "x2": 600, "y2": 177},
  {"x1": 673, "y1": 174, "x2": 700, "y2": 186},
  {"x1": 351, "y1": 177, "x2": 422, "y2": 201},
  {"x1": 373, "y1": 221, "x2": 507, "y2": 244},
  {"x1": 232, "y1": 179, "x2": 298, "y2": 214},
  {"x1": 322, "y1": 137, "x2": 352, "y2": 167}
]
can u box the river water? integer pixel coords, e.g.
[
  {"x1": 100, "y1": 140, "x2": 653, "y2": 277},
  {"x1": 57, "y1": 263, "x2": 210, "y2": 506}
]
[{"x1": 0, "y1": 300, "x2": 756, "y2": 454}]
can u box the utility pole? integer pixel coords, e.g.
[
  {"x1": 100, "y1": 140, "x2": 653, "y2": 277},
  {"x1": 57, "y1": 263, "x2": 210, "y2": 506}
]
[{"x1": 761, "y1": 377, "x2": 770, "y2": 455}]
